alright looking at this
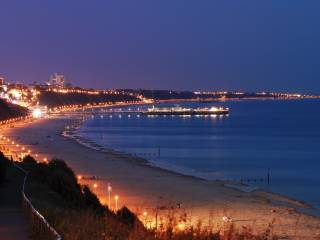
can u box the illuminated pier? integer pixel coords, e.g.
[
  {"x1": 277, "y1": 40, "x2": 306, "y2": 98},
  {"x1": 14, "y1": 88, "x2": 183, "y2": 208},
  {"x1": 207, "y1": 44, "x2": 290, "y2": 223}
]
[{"x1": 102, "y1": 106, "x2": 229, "y2": 116}]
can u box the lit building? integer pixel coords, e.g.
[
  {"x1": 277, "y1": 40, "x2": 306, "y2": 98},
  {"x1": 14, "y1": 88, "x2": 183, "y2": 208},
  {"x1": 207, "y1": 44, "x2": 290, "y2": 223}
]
[
  {"x1": 0, "y1": 76, "x2": 8, "y2": 99},
  {"x1": 48, "y1": 73, "x2": 66, "y2": 87},
  {"x1": 0, "y1": 76, "x2": 4, "y2": 86}
]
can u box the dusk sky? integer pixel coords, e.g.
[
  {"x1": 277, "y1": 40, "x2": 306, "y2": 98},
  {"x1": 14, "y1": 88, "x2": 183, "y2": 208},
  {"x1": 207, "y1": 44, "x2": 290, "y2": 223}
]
[{"x1": 1, "y1": 1, "x2": 320, "y2": 93}]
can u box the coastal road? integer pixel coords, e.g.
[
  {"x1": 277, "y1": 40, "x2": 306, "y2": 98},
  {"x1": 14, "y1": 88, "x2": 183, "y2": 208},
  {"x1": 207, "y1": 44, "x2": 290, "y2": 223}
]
[{"x1": 0, "y1": 164, "x2": 29, "y2": 240}]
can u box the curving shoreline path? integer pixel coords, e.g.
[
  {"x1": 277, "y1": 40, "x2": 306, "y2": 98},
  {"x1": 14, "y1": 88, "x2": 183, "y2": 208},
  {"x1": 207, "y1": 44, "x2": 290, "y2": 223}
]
[{"x1": 2, "y1": 114, "x2": 320, "y2": 239}]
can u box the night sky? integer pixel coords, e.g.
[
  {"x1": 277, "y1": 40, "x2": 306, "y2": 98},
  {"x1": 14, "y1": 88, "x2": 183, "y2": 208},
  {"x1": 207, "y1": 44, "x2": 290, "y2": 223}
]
[{"x1": 1, "y1": 1, "x2": 320, "y2": 93}]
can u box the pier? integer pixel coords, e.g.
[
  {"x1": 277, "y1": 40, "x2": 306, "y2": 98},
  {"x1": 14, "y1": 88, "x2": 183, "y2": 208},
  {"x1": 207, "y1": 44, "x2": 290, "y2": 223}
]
[{"x1": 99, "y1": 106, "x2": 229, "y2": 116}]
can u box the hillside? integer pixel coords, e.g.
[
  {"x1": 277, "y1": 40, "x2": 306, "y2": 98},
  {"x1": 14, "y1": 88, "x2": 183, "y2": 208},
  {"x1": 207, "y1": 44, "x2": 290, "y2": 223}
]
[
  {"x1": 38, "y1": 91, "x2": 140, "y2": 108},
  {"x1": 0, "y1": 99, "x2": 29, "y2": 121}
]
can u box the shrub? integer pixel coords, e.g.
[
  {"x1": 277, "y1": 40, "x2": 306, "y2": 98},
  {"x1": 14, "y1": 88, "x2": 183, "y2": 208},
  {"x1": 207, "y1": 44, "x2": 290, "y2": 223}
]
[
  {"x1": 46, "y1": 159, "x2": 84, "y2": 207},
  {"x1": 83, "y1": 185, "x2": 106, "y2": 214},
  {"x1": 0, "y1": 152, "x2": 9, "y2": 185}
]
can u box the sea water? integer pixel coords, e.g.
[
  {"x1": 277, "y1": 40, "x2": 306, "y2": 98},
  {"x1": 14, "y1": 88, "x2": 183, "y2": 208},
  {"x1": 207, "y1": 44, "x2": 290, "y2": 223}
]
[{"x1": 77, "y1": 99, "x2": 320, "y2": 213}]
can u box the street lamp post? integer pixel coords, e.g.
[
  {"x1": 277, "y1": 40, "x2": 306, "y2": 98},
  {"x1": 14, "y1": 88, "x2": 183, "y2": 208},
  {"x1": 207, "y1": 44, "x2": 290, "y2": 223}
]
[
  {"x1": 107, "y1": 183, "x2": 112, "y2": 207},
  {"x1": 114, "y1": 195, "x2": 119, "y2": 211}
]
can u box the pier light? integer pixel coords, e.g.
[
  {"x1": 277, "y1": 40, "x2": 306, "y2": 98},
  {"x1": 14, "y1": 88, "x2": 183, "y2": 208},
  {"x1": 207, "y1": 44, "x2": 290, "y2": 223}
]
[
  {"x1": 43, "y1": 158, "x2": 48, "y2": 163},
  {"x1": 93, "y1": 183, "x2": 98, "y2": 188},
  {"x1": 77, "y1": 175, "x2": 83, "y2": 180}
]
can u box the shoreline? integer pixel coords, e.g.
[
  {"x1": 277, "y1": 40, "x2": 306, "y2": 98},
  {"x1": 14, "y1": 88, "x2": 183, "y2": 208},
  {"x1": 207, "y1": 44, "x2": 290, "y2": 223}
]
[
  {"x1": 1, "y1": 112, "x2": 320, "y2": 238},
  {"x1": 65, "y1": 119, "x2": 315, "y2": 211}
]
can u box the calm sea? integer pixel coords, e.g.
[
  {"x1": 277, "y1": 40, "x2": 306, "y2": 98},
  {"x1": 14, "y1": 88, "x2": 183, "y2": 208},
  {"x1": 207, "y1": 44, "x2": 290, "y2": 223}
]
[{"x1": 77, "y1": 99, "x2": 320, "y2": 213}]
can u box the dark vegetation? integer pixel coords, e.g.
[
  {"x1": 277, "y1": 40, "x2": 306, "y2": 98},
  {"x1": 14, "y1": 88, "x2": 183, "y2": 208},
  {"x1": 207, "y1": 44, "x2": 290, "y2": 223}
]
[
  {"x1": 17, "y1": 154, "x2": 280, "y2": 240},
  {"x1": 38, "y1": 91, "x2": 139, "y2": 108},
  {"x1": 129, "y1": 89, "x2": 197, "y2": 100},
  {"x1": 120, "y1": 89, "x2": 276, "y2": 101},
  {"x1": 21, "y1": 155, "x2": 150, "y2": 240},
  {"x1": 0, "y1": 99, "x2": 29, "y2": 121},
  {"x1": 0, "y1": 152, "x2": 9, "y2": 185}
]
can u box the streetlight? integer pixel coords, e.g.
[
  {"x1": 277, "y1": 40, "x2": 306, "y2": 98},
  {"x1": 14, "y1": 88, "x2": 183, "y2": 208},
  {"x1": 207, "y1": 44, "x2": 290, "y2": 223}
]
[
  {"x1": 114, "y1": 195, "x2": 119, "y2": 211},
  {"x1": 93, "y1": 183, "x2": 98, "y2": 189},
  {"x1": 107, "y1": 183, "x2": 112, "y2": 207},
  {"x1": 142, "y1": 211, "x2": 148, "y2": 226},
  {"x1": 178, "y1": 223, "x2": 184, "y2": 230}
]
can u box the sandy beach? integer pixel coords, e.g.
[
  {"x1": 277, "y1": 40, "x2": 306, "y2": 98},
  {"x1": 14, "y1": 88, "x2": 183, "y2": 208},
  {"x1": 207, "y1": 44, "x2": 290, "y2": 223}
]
[{"x1": 1, "y1": 114, "x2": 320, "y2": 239}]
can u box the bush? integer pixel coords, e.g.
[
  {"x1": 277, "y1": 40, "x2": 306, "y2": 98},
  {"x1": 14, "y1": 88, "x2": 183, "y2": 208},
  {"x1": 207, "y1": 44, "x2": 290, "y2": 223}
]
[
  {"x1": 83, "y1": 185, "x2": 106, "y2": 214},
  {"x1": 46, "y1": 159, "x2": 84, "y2": 207},
  {"x1": 23, "y1": 155, "x2": 37, "y2": 164},
  {"x1": 0, "y1": 152, "x2": 9, "y2": 185},
  {"x1": 117, "y1": 206, "x2": 139, "y2": 228}
]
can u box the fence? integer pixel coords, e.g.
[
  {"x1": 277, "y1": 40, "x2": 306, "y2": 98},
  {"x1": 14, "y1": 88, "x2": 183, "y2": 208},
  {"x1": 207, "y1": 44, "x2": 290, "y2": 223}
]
[{"x1": 15, "y1": 163, "x2": 62, "y2": 240}]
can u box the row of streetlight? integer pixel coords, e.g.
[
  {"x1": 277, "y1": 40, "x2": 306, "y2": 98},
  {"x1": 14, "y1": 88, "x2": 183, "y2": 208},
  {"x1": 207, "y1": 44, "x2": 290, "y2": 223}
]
[{"x1": 0, "y1": 135, "x2": 49, "y2": 163}]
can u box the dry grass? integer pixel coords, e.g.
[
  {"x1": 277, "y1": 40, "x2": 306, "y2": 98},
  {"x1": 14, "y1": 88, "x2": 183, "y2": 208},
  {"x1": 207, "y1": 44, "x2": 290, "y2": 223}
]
[{"x1": 31, "y1": 207, "x2": 280, "y2": 240}]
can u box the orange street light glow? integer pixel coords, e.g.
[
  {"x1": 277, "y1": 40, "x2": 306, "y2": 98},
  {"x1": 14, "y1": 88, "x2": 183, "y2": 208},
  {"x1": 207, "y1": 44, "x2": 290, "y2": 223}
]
[{"x1": 178, "y1": 224, "x2": 184, "y2": 230}]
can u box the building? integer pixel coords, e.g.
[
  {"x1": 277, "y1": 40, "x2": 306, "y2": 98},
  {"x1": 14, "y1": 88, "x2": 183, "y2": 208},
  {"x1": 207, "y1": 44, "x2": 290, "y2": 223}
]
[
  {"x1": 0, "y1": 76, "x2": 8, "y2": 99},
  {"x1": 49, "y1": 73, "x2": 66, "y2": 87}
]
